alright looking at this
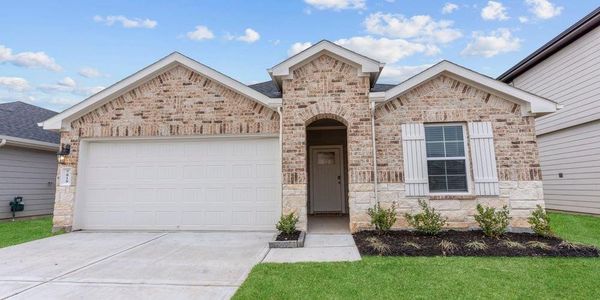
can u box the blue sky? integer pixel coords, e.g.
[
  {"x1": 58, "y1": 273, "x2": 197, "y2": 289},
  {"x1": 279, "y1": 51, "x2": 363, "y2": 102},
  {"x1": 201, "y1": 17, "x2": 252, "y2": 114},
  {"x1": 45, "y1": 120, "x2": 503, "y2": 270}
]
[{"x1": 0, "y1": 0, "x2": 598, "y2": 111}]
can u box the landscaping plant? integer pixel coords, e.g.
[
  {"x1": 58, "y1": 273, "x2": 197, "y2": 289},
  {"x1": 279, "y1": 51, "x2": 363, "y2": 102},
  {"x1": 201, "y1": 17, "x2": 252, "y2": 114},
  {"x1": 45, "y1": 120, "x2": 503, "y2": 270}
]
[
  {"x1": 276, "y1": 212, "x2": 299, "y2": 234},
  {"x1": 404, "y1": 200, "x2": 447, "y2": 235},
  {"x1": 528, "y1": 205, "x2": 552, "y2": 236},
  {"x1": 367, "y1": 202, "x2": 397, "y2": 233},
  {"x1": 474, "y1": 204, "x2": 511, "y2": 238}
]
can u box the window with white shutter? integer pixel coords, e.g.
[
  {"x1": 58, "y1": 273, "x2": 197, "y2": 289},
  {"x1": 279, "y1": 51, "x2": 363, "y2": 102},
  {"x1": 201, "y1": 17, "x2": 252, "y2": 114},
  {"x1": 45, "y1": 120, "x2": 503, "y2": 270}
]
[
  {"x1": 424, "y1": 124, "x2": 469, "y2": 193},
  {"x1": 401, "y1": 123, "x2": 429, "y2": 196},
  {"x1": 468, "y1": 122, "x2": 500, "y2": 196}
]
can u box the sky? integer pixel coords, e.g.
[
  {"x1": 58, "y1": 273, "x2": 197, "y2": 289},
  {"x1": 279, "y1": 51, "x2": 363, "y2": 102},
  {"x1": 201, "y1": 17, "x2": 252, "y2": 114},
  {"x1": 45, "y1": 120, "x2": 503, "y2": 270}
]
[{"x1": 0, "y1": 0, "x2": 598, "y2": 112}]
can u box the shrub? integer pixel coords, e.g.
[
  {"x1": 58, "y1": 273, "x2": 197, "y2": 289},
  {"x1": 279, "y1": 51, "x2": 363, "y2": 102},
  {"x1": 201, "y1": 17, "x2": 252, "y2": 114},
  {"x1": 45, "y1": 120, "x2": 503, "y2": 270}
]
[
  {"x1": 500, "y1": 240, "x2": 525, "y2": 249},
  {"x1": 404, "y1": 200, "x2": 447, "y2": 235},
  {"x1": 367, "y1": 202, "x2": 397, "y2": 232},
  {"x1": 276, "y1": 212, "x2": 298, "y2": 234},
  {"x1": 474, "y1": 204, "x2": 511, "y2": 238},
  {"x1": 402, "y1": 241, "x2": 422, "y2": 250},
  {"x1": 528, "y1": 205, "x2": 552, "y2": 236},
  {"x1": 526, "y1": 241, "x2": 551, "y2": 250}
]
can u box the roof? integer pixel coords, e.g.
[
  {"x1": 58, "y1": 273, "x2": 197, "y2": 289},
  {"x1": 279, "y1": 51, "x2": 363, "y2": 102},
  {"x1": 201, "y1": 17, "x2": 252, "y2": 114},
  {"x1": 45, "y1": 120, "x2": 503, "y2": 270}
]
[
  {"x1": 0, "y1": 101, "x2": 60, "y2": 145},
  {"x1": 41, "y1": 52, "x2": 283, "y2": 131},
  {"x1": 268, "y1": 40, "x2": 385, "y2": 90},
  {"x1": 376, "y1": 60, "x2": 559, "y2": 116},
  {"x1": 498, "y1": 7, "x2": 600, "y2": 82},
  {"x1": 248, "y1": 81, "x2": 395, "y2": 98}
]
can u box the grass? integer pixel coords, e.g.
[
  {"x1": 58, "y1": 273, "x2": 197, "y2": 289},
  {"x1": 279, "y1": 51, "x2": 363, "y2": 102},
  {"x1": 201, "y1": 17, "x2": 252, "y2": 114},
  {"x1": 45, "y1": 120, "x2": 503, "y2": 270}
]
[
  {"x1": 549, "y1": 212, "x2": 600, "y2": 247},
  {"x1": 0, "y1": 216, "x2": 62, "y2": 248},
  {"x1": 235, "y1": 212, "x2": 600, "y2": 299}
]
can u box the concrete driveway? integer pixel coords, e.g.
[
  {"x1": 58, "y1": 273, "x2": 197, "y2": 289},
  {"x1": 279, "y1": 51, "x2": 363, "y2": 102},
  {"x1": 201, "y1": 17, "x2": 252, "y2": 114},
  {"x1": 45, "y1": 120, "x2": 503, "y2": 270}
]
[{"x1": 0, "y1": 231, "x2": 273, "y2": 300}]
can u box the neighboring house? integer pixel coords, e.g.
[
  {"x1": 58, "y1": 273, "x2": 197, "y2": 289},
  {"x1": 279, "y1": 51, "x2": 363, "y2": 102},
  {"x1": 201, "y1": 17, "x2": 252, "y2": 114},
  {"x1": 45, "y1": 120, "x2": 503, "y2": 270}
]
[
  {"x1": 0, "y1": 101, "x2": 60, "y2": 219},
  {"x1": 41, "y1": 41, "x2": 558, "y2": 233},
  {"x1": 498, "y1": 8, "x2": 600, "y2": 215}
]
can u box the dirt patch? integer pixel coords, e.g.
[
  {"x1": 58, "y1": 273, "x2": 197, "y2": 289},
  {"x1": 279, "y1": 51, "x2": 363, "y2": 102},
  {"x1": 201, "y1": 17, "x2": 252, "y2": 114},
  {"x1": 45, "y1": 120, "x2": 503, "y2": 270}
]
[
  {"x1": 276, "y1": 231, "x2": 301, "y2": 241},
  {"x1": 353, "y1": 230, "x2": 599, "y2": 257}
]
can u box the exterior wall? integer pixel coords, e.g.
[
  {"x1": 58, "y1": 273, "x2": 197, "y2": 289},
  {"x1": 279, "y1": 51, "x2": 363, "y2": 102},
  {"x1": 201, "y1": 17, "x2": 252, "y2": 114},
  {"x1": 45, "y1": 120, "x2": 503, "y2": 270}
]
[
  {"x1": 537, "y1": 120, "x2": 600, "y2": 214},
  {"x1": 0, "y1": 145, "x2": 57, "y2": 219},
  {"x1": 53, "y1": 65, "x2": 279, "y2": 231},
  {"x1": 281, "y1": 54, "x2": 374, "y2": 231},
  {"x1": 512, "y1": 25, "x2": 600, "y2": 135},
  {"x1": 511, "y1": 26, "x2": 600, "y2": 215},
  {"x1": 371, "y1": 75, "x2": 544, "y2": 230}
]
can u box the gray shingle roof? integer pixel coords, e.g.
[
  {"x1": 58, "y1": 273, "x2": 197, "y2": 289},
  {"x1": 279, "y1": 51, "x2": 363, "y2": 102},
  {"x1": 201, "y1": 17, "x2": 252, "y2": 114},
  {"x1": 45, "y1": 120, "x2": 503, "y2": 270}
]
[
  {"x1": 0, "y1": 101, "x2": 60, "y2": 144},
  {"x1": 248, "y1": 81, "x2": 397, "y2": 98}
]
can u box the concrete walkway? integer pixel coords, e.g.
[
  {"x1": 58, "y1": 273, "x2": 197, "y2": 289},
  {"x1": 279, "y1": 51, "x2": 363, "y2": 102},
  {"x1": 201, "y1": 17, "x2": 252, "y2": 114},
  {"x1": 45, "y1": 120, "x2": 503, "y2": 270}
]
[
  {"x1": 263, "y1": 233, "x2": 361, "y2": 263},
  {"x1": 0, "y1": 231, "x2": 273, "y2": 300}
]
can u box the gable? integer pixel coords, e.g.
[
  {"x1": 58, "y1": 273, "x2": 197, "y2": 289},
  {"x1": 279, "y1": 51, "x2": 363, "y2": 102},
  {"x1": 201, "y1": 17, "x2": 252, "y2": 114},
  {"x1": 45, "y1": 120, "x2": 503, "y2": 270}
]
[{"x1": 71, "y1": 66, "x2": 279, "y2": 137}]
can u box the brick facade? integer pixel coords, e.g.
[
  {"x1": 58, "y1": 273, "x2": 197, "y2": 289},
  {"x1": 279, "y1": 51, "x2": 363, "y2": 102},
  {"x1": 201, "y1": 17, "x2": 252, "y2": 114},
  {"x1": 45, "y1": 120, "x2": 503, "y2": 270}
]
[
  {"x1": 52, "y1": 55, "x2": 545, "y2": 233},
  {"x1": 53, "y1": 65, "x2": 279, "y2": 230}
]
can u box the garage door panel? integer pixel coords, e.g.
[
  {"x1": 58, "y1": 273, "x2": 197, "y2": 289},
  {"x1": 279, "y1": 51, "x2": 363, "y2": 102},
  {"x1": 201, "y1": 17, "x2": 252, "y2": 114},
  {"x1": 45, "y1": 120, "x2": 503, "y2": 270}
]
[{"x1": 76, "y1": 137, "x2": 279, "y2": 230}]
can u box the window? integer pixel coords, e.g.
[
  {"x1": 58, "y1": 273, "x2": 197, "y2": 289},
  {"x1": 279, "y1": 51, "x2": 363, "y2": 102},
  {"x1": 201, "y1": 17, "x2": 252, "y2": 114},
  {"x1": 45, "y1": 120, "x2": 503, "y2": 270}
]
[{"x1": 425, "y1": 124, "x2": 468, "y2": 193}]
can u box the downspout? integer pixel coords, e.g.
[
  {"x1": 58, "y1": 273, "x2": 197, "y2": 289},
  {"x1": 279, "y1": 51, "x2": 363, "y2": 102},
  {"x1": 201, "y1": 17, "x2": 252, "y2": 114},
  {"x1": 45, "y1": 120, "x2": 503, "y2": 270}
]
[
  {"x1": 370, "y1": 102, "x2": 379, "y2": 203},
  {"x1": 277, "y1": 106, "x2": 283, "y2": 215},
  {"x1": 0, "y1": 138, "x2": 6, "y2": 148}
]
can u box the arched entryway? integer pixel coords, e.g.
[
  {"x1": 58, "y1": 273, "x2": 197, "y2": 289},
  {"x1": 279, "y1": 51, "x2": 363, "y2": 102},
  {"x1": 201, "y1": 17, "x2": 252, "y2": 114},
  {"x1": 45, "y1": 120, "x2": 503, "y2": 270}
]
[{"x1": 306, "y1": 118, "x2": 350, "y2": 233}]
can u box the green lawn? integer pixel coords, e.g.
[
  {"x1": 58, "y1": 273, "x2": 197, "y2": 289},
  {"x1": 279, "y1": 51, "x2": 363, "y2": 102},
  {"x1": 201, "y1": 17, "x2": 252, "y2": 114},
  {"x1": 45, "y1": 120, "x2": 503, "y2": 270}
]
[
  {"x1": 234, "y1": 212, "x2": 600, "y2": 299},
  {"x1": 0, "y1": 216, "x2": 62, "y2": 248}
]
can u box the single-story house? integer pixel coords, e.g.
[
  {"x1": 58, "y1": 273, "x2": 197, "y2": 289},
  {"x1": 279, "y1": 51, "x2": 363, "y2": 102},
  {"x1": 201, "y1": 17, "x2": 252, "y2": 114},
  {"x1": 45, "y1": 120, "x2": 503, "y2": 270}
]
[
  {"x1": 41, "y1": 41, "x2": 559, "y2": 233},
  {"x1": 0, "y1": 101, "x2": 59, "y2": 219},
  {"x1": 498, "y1": 7, "x2": 600, "y2": 215}
]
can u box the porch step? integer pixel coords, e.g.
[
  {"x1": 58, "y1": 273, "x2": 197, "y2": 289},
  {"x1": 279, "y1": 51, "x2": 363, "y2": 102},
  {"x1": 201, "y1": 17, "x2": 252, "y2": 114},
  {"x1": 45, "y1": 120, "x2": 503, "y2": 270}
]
[{"x1": 262, "y1": 234, "x2": 361, "y2": 263}]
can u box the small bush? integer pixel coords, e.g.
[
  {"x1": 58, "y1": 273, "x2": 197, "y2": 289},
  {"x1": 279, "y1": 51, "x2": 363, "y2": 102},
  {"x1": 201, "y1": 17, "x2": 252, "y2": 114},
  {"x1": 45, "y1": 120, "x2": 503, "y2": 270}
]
[
  {"x1": 474, "y1": 204, "x2": 511, "y2": 238},
  {"x1": 439, "y1": 240, "x2": 458, "y2": 254},
  {"x1": 276, "y1": 212, "x2": 298, "y2": 234},
  {"x1": 402, "y1": 241, "x2": 422, "y2": 250},
  {"x1": 526, "y1": 241, "x2": 551, "y2": 250},
  {"x1": 558, "y1": 241, "x2": 584, "y2": 250},
  {"x1": 500, "y1": 240, "x2": 525, "y2": 249},
  {"x1": 366, "y1": 236, "x2": 391, "y2": 254},
  {"x1": 528, "y1": 205, "x2": 552, "y2": 236},
  {"x1": 465, "y1": 241, "x2": 488, "y2": 251},
  {"x1": 404, "y1": 200, "x2": 447, "y2": 235},
  {"x1": 368, "y1": 202, "x2": 397, "y2": 233}
]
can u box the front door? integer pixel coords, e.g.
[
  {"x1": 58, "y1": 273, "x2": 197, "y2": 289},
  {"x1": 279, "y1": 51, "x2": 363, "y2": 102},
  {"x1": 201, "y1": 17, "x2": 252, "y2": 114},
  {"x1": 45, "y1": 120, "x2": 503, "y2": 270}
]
[{"x1": 309, "y1": 146, "x2": 345, "y2": 213}]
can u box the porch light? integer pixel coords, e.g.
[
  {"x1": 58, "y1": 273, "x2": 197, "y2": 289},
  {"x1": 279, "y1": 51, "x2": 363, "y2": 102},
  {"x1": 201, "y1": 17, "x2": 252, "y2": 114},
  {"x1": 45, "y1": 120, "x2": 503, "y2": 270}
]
[{"x1": 57, "y1": 144, "x2": 71, "y2": 164}]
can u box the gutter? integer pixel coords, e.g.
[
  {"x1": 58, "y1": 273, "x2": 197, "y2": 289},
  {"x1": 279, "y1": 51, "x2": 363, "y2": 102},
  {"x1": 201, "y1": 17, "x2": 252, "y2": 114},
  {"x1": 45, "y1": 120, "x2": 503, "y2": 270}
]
[
  {"x1": 0, "y1": 139, "x2": 6, "y2": 148},
  {"x1": 370, "y1": 102, "x2": 379, "y2": 203},
  {"x1": 0, "y1": 135, "x2": 59, "y2": 151}
]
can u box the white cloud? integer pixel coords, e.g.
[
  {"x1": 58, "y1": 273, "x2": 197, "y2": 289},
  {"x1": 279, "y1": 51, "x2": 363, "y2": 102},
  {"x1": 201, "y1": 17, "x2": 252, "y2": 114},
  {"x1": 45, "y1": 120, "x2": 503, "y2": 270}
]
[
  {"x1": 39, "y1": 77, "x2": 105, "y2": 96},
  {"x1": 0, "y1": 77, "x2": 30, "y2": 92},
  {"x1": 0, "y1": 45, "x2": 62, "y2": 72},
  {"x1": 93, "y1": 15, "x2": 157, "y2": 29},
  {"x1": 235, "y1": 28, "x2": 261, "y2": 43},
  {"x1": 304, "y1": 0, "x2": 366, "y2": 10},
  {"x1": 442, "y1": 3, "x2": 459, "y2": 14},
  {"x1": 481, "y1": 1, "x2": 509, "y2": 21},
  {"x1": 461, "y1": 28, "x2": 521, "y2": 57},
  {"x1": 525, "y1": 0, "x2": 563, "y2": 19},
  {"x1": 78, "y1": 67, "x2": 103, "y2": 78},
  {"x1": 364, "y1": 13, "x2": 462, "y2": 44},
  {"x1": 186, "y1": 25, "x2": 215, "y2": 41},
  {"x1": 288, "y1": 42, "x2": 313, "y2": 56},
  {"x1": 519, "y1": 16, "x2": 529, "y2": 23},
  {"x1": 334, "y1": 36, "x2": 439, "y2": 63},
  {"x1": 379, "y1": 64, "x2": 433, "y2": 83}
]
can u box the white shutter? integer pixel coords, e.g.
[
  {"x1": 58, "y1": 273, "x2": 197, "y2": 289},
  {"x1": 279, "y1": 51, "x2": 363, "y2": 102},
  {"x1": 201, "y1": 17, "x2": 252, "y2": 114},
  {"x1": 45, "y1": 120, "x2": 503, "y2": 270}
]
[
  {"x1": 401, "y1": 123, "x2": 429, "y2": 196},
  {"x1": 468, "y1": 122, "x2": 500, "y2": 196}
]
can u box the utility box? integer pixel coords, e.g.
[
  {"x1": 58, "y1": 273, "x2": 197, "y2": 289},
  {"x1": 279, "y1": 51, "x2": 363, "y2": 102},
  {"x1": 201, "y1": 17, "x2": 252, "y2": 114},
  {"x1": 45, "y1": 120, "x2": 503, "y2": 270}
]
[{"x1": 9, "y1": 197, "x2": 24, "y2": 218}]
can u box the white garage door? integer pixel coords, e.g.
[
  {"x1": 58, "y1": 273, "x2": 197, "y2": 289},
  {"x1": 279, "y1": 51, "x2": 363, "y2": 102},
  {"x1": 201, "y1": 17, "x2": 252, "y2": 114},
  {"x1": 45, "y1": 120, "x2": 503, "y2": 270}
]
[{"x1": 74, "y1": 137, "x2": 280, "y2": 231}]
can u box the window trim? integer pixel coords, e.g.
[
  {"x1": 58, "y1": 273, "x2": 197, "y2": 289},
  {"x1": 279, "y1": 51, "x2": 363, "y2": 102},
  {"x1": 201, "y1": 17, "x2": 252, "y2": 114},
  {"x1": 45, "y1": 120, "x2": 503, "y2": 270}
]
[{"x1": 424, "y1": 123, "x2": 472, "y2": 195}]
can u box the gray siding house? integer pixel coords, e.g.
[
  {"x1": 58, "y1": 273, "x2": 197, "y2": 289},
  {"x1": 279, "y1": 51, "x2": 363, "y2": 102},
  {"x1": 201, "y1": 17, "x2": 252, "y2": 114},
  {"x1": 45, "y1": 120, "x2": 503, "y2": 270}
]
[
  {"x1": 0, "y1": 101, "x2": 60, "y2": 219},
  {"x1": 499, "y1": 7, "x2": 600, "y2": 214}
]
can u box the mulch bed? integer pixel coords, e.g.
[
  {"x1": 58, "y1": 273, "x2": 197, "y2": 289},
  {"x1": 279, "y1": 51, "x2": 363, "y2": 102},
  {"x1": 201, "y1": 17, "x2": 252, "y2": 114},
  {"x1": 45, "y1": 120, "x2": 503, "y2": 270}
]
[
  {"x1": 276, "y1": 230, "x2": 301, "y2": 241},
  {"x1": 353, "y1": 230, "x2": 599, "y2": 257}
]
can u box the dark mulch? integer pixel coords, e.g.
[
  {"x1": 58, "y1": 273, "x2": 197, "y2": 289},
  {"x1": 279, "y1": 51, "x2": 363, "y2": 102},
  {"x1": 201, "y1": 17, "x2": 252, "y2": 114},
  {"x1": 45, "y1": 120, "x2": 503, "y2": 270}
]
[
  {"x1": 353, "y1": 230, "x2": 599, "y2": 257},
  {"x1": 276, "y1": 230, "x2": 301, "y2": 241}
]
